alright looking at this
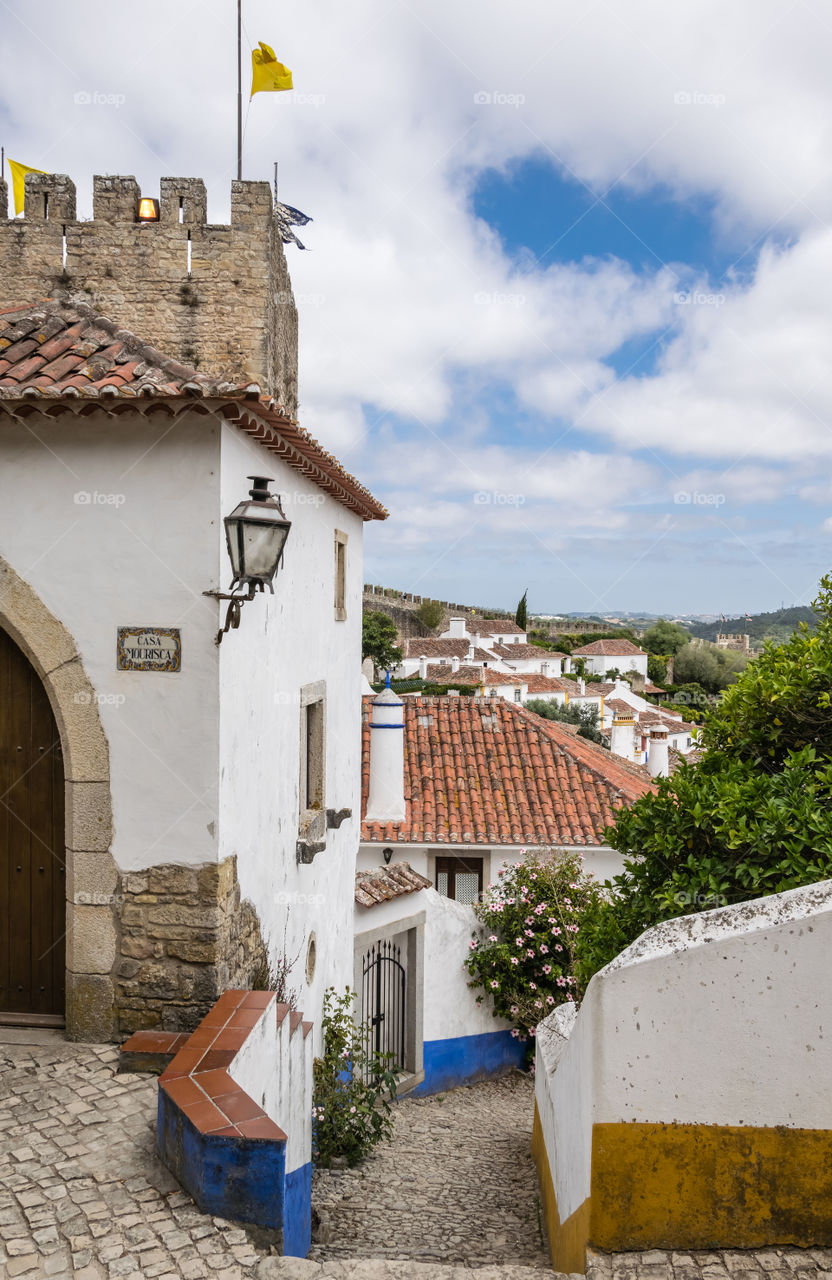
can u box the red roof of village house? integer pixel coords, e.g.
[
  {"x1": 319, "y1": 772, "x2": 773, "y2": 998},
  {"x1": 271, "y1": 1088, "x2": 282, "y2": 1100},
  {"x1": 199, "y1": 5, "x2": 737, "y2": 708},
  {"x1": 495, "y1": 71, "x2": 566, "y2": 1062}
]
[
  {"x1": 472, "y1": 620, "x2": 524, "y2": 634},
  {"x1": 490, "y1": 643, "x2": 566, "y2": 661},
  {"x1": 571, "y1": 639, "x2": 646, "y2": 657},
  {"x1": 361, "y1": 695, "x2": 653, "y2": 847},
  {"x1": 0, "y1": 301, "x2": 387, "y2": 521},
  {"x1": 403, "y1": 638, "x2": 492, "y2": 661}
]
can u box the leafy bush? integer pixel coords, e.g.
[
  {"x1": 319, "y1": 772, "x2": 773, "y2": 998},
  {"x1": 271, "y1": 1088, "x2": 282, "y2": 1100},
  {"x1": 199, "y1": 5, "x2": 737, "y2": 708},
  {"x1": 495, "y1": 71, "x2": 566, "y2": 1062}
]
[
  {"x1": 575, "y1": 575, "x2": 832, "y2": 986},
  {"x1": 642, "y1": 619, "x2": 691, "y2": 656},
  {"x1": 416, "y1": 600, "x2": 443, "y2": 629},
  {"x1": 312, "y1": 988, "x2": 401, "y2": 1168},
  {"x1": 362, "y1": 611, "x2": 403, "y2": 674},
  {"x1": 673, "y1": 642, "x2": 746, "y2": 693},
  {"x1": 465, "y1": 850, "x2": 603, "y2": 1046},
  {"x1": 647, "y1": 654, "x2": 667, "y2": 684},
  {"x1": 525, "y1": 697, "x2": 605, "y2": 745}
]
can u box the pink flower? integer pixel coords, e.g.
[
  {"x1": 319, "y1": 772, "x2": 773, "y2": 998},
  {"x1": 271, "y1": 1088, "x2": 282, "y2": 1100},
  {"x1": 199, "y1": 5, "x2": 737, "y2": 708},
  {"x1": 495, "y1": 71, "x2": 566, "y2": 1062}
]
[
  {"x1": 350, "y1": 1106, "x2": 356, "y2": 1113},
  {"x1": 469, "y1": 940, "x2": 477, "y2": 950},
  {"x1": 551, "y1": 926, "x2": 561, "y2": 936},
  {"x1": 525, "y1": 929, "x2": 534, "y2": 938},
  {"x1": 510, "y1": 1028, "x2": 519, "y2": 1038},
  {"x1": 555, "y1": 944, "x2": 563, "y2": 952},
  {"x1": 566, "y1": 993, "x2": 575, "y2": 1002},
  {"x1": 542, "y1": 963, "x2": 552, "y2": 975},
  {"x1": 535, "y1": 1000, "x2": 543, "y2": 1010},
  {"x1": 525, "y1": 916, "x2": 534, "y2": 925},
  {"x1": 546, "y1": 995, "x2": 555, "y2": 1005},
  {"x1": 510, "y1": 1004, "x2": 519, "y2": 1014},
  {"x1": 534, "y1": 904, "x2": 546, "y2": 915},
  {"x1": 490, "y1": 980, "x2": 499, "y2": 989},
  {"x1": 529, "y1": 1027, "x2": 536, "y2": 1037},
  {"x1": 489, "y1": 935, "x2": 498, "y2": 943},
  {"x1": 513, "y1": 862, "x2": 521, "y2": 869},
  {"x1": 530, "y1": 872, "x2": 538, "y2": 880},
  {"x1": 511, "y1": 957, "x2": 519, "y2": 965},
  {"x1": 526, "y1": 949, "x2": 534, "y2": 958},
  {"x1": 540, "y1": 945, "x2": 549, "y2": 955},
  {"x1": 515, "y1": 937, "x2": 523, "y2": 947},
  {"x1": 529, "y1": 982, "x2": 537, "y2": 991}
]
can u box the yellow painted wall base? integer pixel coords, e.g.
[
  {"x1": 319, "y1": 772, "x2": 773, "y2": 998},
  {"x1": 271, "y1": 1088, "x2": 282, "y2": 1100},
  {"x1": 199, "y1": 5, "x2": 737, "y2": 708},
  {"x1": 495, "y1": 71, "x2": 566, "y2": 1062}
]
[
  {"x1": 532, "y1": 1102, "x2": 591, "y2": 1274},
  {"x1": 591, "y1": 1122, "x2": 832, "y2": 1252},
  {"x1": 531, "y1": 1110, "x2": 832, "y2": 1271}
]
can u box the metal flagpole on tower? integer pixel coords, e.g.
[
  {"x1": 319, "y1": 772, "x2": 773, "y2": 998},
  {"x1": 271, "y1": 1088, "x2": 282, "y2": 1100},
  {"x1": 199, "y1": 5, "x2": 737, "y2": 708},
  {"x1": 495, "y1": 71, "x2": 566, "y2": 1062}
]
[{"x1": 236, "y1": 0, "x2": 243, "y2": 180}]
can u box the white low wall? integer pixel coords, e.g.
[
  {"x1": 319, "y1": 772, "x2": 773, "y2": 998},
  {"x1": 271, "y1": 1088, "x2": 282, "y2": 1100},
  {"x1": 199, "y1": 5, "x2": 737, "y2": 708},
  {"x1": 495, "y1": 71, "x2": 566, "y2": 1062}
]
[
  {"x1": 534, "y1": 879, "x2": 832, "y2": 1271},
  {"x1": 231, "y1": 1002, "x2": 313, "y2": 1179}
]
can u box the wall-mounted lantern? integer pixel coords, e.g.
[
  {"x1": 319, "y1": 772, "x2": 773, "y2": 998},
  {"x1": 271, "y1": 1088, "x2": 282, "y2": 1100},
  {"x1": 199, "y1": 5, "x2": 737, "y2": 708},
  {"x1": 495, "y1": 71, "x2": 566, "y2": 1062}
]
[
  {"x1": 204, "y1": 476, "x2": 292, "y2": 644},
  {"x1": 137, "y1": 197, "x2": 160, "y2": 222},
  {"x1": 382, "y1": 846, "x2": 394, "y2": 865}
]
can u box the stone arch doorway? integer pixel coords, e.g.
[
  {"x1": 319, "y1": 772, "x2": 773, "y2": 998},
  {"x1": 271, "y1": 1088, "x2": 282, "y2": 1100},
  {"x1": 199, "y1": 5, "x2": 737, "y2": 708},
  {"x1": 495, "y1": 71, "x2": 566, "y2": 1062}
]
[
  {"x1": 0, "y1": 628, "x2": 66, "y2": 1021},
  {"x1": 0, "y1": 557, "x2": 114, "y2": 1040}
]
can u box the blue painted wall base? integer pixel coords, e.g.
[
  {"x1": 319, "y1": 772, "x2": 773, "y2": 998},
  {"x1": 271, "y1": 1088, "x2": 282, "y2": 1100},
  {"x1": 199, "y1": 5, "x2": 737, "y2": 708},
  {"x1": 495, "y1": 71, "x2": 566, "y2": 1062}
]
[
  {"x1": 157, "y1": 1090, "x2": 312, "y2": 1258},
  {"x1": 411, "y1": 1029, "x2": 527, "y2": 1096}
]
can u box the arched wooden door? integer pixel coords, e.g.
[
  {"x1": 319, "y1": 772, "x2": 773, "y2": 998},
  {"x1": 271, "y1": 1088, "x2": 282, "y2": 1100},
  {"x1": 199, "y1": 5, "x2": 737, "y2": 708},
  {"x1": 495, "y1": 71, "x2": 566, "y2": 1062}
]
[{"x1": 0, "y1": 627, "x2": 65, "y2": 1024}]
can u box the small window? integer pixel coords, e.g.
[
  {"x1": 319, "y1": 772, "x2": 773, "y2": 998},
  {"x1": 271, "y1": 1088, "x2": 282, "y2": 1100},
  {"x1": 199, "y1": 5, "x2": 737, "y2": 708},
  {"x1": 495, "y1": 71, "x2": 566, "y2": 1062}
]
[
  {"x1": 334, "y1": 531, "x2": 348, "y2": 621},
  {"x1": 303, "y1": 699, "x2": 324, "y2": 811},
  {"x1": 435, "y1": 856, "x2": 483, "y2": 904},
  {"x1": 513, "y1": 688, "x2": 522, "y2": 702}
]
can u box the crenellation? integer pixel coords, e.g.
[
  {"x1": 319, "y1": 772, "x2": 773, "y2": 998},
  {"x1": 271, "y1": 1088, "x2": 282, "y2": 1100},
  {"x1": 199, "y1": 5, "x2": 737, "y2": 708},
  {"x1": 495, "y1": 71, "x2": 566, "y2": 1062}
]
[{"x1": 0, "y1": 173, "x2": 298, "y2": 413}]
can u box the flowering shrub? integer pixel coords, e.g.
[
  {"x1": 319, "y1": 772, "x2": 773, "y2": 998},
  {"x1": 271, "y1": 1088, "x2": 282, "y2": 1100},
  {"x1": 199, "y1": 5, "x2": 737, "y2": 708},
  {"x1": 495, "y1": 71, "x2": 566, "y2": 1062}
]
[
  {"x1": 465, "y1": 848, "x2": 602, "y2": 1047},
  {"x1": 312, "y1": 987, "x2": 401, "y2": 1168}
]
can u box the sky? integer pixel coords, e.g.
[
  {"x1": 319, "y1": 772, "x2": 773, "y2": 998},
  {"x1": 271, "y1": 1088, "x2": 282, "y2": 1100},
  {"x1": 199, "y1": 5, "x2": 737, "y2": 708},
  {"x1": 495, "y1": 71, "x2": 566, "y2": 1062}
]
[{"x1": 2, "y1": 0, "x2": 831, "y2": 615}]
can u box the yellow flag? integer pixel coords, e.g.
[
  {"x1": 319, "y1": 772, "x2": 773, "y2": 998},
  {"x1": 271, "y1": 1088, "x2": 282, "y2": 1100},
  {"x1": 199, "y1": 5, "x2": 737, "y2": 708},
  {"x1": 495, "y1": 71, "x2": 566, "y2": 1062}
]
[
  {"x1": 7, "y1": 159, "x2": 48, "y2": 216},
  {"x1": 251, "y1": 42, "x2": 293, "y2": 97}
]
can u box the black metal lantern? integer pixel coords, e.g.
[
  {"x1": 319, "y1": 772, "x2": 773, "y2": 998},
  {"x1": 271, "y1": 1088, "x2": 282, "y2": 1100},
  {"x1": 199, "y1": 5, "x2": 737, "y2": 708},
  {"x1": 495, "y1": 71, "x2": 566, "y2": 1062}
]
[
  {"x1": 224, "y1": 476, "x2": 291, "y2": 591},
  {"x1": 205, "y1": 476, "x2": 292, "y2": 644}
]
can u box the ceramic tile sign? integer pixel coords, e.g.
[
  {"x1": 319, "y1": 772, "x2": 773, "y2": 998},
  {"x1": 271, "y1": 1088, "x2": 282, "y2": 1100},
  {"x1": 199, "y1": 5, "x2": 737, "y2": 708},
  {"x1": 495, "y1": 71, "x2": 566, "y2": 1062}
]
[{"x1": 117, "y1": 627, "x2": 181, "y2": 672}]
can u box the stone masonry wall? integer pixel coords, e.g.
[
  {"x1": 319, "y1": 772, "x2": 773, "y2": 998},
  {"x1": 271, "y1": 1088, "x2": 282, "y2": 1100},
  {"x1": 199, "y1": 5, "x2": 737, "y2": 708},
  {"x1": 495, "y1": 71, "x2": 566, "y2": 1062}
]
[
  {"x1": 115, "y1": 854, "x2": 267, "y2": 1036},
  {"x1": 0, "y1": 174, "x2": 299, "y2": 416}
]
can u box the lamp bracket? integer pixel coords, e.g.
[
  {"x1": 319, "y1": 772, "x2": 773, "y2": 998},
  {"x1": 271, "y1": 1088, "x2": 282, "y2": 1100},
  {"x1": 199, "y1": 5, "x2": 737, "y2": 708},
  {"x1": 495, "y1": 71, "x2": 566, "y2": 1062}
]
[{"x1": 203, "y1": 583, "x2": 262, "y2": 645}]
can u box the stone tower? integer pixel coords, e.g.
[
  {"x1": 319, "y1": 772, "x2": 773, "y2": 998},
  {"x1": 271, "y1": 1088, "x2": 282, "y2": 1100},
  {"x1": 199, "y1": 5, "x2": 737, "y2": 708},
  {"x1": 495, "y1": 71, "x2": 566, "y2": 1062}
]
[{"x1": 0, "y1": 174, "x2": 298, "y2": 415}]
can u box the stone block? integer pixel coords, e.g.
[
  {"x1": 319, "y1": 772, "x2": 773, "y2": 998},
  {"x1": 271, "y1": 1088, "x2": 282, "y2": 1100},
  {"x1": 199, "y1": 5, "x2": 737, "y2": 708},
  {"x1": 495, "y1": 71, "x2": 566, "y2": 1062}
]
[
  {"x1": 46, "y1": 660, "x2": 109, "y2": 783},
  {"x1": 65, "y1": 782, "x2": 113, "y2": 853},
  {"x1": 147, "y1": 903, "x2": 220, "y2": 928},
  {"x1": 166, "y1": 940, "x2": 219, "y2": 965},
  {"x1": 65, "y1": 973, "x2": 115, "y2": 1042},
  {"x1": 148, "y1": 864, "x2": 200, "y2": 896},
  {"x1": 66, "y1": 904, "x2": 117, "y2": 974},
  {"x1": 120, "y1": 936, "x2": 156, "y2": 960},
  {"x1": 66, "y1": 849, "x2": 118, "y2": 905}
]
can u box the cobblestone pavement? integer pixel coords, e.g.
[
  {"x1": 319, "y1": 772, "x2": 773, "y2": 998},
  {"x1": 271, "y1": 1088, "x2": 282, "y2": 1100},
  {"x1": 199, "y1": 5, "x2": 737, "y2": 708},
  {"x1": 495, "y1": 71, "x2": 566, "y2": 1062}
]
[
  {"x1": 309, "y1": 1073, "x2": 551, "y2": 1269},
  {"x1": 0, "y1": 1036, "x2": 275, "y2": 1279}
]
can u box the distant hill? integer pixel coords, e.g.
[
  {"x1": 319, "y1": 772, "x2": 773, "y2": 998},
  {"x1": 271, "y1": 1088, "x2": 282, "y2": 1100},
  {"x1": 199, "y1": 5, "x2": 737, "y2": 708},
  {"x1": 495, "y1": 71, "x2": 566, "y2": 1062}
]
[{"x1": 687, "y1": 606, "x2": 817, "y2": 645}]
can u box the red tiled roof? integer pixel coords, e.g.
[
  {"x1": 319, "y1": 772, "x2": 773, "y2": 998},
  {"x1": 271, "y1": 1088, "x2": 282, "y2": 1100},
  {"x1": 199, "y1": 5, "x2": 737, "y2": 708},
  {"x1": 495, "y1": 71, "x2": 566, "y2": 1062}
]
[
  {"x1": 472, "y1": 620, "x2": 524, "y2": 634},
  {"x1": 404, "y1": 639, "x2": 492, "y2": 661},
  {"x1": 605, "y1": 698, "x2": 635, "y2": 715},
  {"x1": 422, "y1": 664, "x2": 487, "y2": 685},
  {"x1": 523, "y1": 674, "x2": 572, "y2": 694},
  {"x1": 571, "y1": 639, "x2": 646, "y2": 657},
  {"x1": 355, "y1": 862, "x2": 431, "y2": 908},
  {"x1": 643, "y1": 681, "x2": 665, "y2": 694},
  {"x1": 491, "y1": 643, "x2": 564, "y2": 661},
  {"x1": 584, "y1": 682, "x2": 616, "y2": 697},
  {"x1": 0, "y1": 301, "x2": 386, "y2": 521},
  {"x1": 360, "y1": 695, "x2": 653, "y2": 847}
]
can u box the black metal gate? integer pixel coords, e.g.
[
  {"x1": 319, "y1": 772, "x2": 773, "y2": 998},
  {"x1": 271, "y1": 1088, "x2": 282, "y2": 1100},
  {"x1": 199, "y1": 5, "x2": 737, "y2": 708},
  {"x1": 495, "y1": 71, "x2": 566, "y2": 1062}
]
[{"x1": 361, "y1": 938, "x2": 406, "y2": 1081}]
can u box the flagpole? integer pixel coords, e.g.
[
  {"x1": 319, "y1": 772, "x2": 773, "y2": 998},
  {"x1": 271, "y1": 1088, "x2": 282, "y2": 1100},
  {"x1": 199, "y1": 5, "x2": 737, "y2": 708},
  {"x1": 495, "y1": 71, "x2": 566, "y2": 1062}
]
[{"x1": 237, "y1": 0, "x2": 243, "y2": 180}]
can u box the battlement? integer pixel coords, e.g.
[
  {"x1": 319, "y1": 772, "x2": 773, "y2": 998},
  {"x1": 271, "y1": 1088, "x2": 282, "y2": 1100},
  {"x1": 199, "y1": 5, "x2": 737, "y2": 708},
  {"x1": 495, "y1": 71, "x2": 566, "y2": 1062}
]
[{"x1": 0, "y1": 174, "x2": 298, "y2": 414}]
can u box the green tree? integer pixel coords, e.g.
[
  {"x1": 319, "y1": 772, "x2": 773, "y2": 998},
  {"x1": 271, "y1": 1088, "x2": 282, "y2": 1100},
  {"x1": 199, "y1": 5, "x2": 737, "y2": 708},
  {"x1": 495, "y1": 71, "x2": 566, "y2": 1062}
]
[
  {"x1": 647, "y1": 655, "x2": 667, "y2": 684},
  {"x1": 362, "y1": 611, "x2": 402, "y2": 673},
  {"x1": 526, "y1": 698, "x2": 605, "y2": 745},
  {"x1": 515, "y1": 589, "x2": 528, "y2": 630},
  {"x1": 642, "y1": 619, "x2": 691, "y2": 656},
  {"x1": 673, "y1": 643, "x2": 746, "y2": 693},
  {"x1": 575, "y1": 574, "x2": 832, "y2": 986},
  {"x1": 416, "y1": 599, "x2": 443, "y2": 629}
]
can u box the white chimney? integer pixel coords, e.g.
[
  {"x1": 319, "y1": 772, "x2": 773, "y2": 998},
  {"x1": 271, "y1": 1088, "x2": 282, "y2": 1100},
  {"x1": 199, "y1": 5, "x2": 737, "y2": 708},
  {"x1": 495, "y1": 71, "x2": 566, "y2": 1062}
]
[
  {"x1": 579, "y1": 677, "x2": 586, "y2": 695},
  {"x1": 448, "y1": 617, "x2": 467, "y2": 638},
  {"x1": 418, "y1": 656, "x2": 428, "y2": 679},
  {"x1": 451, "y1": 655, "x2": 460, "y2": 672},
  {"x1": 365, "y1": 683, "x2": 406, "y2": 823},
  {"x1": 610, "y1": 711, "x2": 635, "y2": 762},
  {"x1": 467, "y1": 641, "x2": 475, "y2": 660},
  {"x1": 648, "y1": 726, "x2": 669, "y2": 778}
]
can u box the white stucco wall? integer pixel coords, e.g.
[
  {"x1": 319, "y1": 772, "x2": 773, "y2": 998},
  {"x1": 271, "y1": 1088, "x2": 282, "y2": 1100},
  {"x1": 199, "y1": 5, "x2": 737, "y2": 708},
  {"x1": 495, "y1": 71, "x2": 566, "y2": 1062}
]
[
  {"x1": 583, "y1": 653, "x2": 648, "y2": 678},
  {"x1": 535, "y1": 879, "x2": 832, "y2": 1224},
  {"x1": 230, "y1": 999, "x2": 313, "y2": 1175},
  {"x1": 217, "y1": 424, "x2": 364, "y2": 1050},
  {"x1": 0, "y1": 409, "x2": 222, "y2": 870},
  {"x1": 357, "y1": 843, "x2": 627, "y2": 886}
]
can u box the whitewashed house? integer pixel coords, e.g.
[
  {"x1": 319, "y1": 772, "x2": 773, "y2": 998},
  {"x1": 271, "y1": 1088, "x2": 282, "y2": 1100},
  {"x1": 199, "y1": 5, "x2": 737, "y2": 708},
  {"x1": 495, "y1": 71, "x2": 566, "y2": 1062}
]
[
  {"x1": 353, "y1": 690, "x2": 653, "y2": 1093},
  {"x1": 570, "y1": 638, "x2": 649, "y2": 679},
  {"x1": 0, "y1": 174, "x2": 386, "y2": 1047}
]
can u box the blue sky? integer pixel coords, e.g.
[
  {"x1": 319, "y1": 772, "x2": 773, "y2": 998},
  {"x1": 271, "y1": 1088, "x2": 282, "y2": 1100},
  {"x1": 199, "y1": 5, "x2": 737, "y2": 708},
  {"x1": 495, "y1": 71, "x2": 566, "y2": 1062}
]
[{"x1": 2, "y1": 0, "x2": 832, "y2": 615}]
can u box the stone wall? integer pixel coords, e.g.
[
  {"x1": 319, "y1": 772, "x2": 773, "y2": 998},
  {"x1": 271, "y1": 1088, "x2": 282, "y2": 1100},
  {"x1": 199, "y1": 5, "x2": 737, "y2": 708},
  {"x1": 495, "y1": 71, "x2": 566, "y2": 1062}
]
[
  {"x1": 0, "y1": 174, "x2": 299, "y2": 416},
  {"x1": 115, "y1": 854, "x2": 267, "y2": 1036}
]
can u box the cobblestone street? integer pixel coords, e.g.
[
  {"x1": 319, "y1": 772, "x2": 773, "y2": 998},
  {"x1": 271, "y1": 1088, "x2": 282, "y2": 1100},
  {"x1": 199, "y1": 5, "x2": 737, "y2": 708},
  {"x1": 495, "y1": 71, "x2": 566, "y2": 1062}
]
[
  {"x1": 309, "y1": 1073, "x2": 551, "y2": 1269},
  {"x1": 3, "y1": 1035, "x2": 832, "y2": 1280}
]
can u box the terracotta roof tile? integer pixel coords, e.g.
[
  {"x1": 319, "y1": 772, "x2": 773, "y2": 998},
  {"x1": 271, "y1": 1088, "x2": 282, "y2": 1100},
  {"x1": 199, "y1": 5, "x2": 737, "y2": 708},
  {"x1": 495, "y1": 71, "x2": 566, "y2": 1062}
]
[
  {"x1": 0, "y1": 300, "x2": 386, "y2": 522},
  {"x1": 571, "y1": 639, "x2": 646, "y2": 657},
  {"x1": 471, "y1": 620, "x2": 524, "y2": 634},
  {"x1": 354, "y1": 862, "x2": 432, "y2": 908},
  {"x1": 360, "y1": 695, "x2": 653, "y2": 847},
  {"x1": 403, "y1": 638, "x2": 492, "y2": 661},
  {"x1": 491, "y1": 643, "x2": 565, "y2": 661}
]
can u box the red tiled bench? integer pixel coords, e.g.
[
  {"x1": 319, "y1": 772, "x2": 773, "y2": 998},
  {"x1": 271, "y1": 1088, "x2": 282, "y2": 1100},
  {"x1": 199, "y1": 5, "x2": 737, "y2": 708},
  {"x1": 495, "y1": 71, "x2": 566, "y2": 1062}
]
[
  {"x1": 118, "y1": 1030, "x2": 190, "y2": 1075},
  {"x1": 155, "y1": 989, "x2": 314, "y2": 1255}
]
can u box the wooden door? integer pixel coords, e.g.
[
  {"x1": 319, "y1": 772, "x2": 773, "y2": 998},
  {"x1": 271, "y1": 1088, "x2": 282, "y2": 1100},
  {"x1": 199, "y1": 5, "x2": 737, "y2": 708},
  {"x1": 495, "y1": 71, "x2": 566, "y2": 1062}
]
[{"x1": 0, "y1": 628, "x2": 65, "y2": 1023}]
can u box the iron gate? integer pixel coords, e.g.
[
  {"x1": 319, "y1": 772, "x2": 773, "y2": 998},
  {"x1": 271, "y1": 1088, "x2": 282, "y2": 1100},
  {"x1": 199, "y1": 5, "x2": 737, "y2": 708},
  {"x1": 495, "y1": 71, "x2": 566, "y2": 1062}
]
[{"x1": 361, "y1": 938, "x2": 406, "y2": 1081}]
